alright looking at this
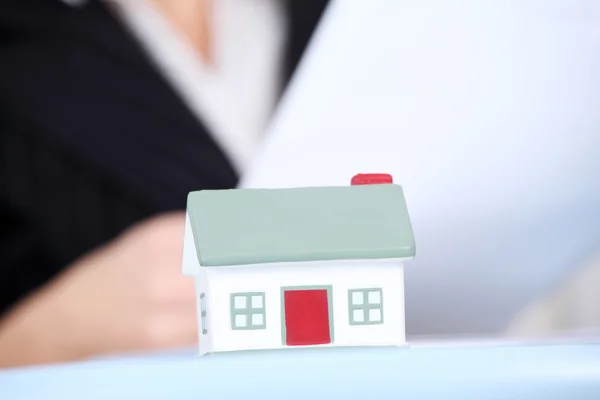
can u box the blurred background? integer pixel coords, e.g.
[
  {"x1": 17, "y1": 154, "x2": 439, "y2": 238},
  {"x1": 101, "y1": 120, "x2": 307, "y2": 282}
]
[{"x1": 0, "y1": 0, "x2": 599, "y2": 368}]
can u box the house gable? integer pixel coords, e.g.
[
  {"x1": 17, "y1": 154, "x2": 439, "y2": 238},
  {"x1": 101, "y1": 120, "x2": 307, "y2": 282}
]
[{"x1": 187, "y1": 184, "x2": 415, "y2": 267}]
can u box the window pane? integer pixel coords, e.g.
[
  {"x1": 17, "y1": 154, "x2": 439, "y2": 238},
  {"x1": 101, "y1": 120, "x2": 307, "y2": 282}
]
[
  {"x1": 234, "y1": 295, "x2": 247, "y2": 309},
  {"x1": 351, "y1": 291, "x2": 364, "y2": 305},
  {"x1": 352, "y1": 309, "x2": 365, "y2": 323},
  {"x1": 251, "y1": 313, "x2": 264, "y2": 326},
  {"x1": 369, "y1": 308, "x2": 382, "y2": 322},
  {"x1": 368, "y1": 290, "x2": 381, "y2": 304},
  {"x1": 235, "y1": 314, "x2": 247, "y2": 328},
  {"x1": 251, "y1": 295, "x2": 263, "y2": 309}
]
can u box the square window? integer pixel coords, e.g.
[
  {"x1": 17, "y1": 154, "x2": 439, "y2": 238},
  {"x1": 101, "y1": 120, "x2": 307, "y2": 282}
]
[
  {"x1": 231, "y1": 292, "x2": 266, "y2": 330},
  {"x1": 351, "y1": 291, "x2": 364, "y2": 305},
  {"x1": 234, "y1": 296, "x2": 247, "y2": 309},
  {"x1": 251, "y1": 295, "x2": 263, "y2": 309},
  {"x1": 369, "y1": 308, "x2": 382, "y2": 322},
  {"x1": 251, "y1": 313, "x2": 264, "y2": 326},
  {"x1": 352, "y1": 309, "x2": 365, "y2": 323},
  {"x1": 348, "y1": 288, "x2": 384, "y2": 326},
  {"x1": 235, "y1": 314, "x2": 247, "y2": 328},
  {"x1": 368, "y1": 290, "x2": 381, "y2": 304}
]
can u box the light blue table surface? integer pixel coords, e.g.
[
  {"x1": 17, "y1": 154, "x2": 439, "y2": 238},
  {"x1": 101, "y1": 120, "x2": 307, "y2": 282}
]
[{"x1": 1, "y1": 342, "x2": 599, "y2": 399}]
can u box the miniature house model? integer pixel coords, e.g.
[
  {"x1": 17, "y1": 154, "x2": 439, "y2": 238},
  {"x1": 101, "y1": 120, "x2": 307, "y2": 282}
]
[{"x1": 182, "y1": 174, "x2": 416, "y2": 355}]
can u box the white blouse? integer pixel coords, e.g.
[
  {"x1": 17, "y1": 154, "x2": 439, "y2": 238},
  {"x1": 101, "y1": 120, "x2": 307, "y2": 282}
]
[{"x1": 62, "y1": 0, "x2": 287, "y2": 173}]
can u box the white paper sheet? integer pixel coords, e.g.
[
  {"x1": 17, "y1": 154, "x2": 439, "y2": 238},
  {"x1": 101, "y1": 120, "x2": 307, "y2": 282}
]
[{"x1": 240, "y1": 0, "x2": 600, "y2": 336}]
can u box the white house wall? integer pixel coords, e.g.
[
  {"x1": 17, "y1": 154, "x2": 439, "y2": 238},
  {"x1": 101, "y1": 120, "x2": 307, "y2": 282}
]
[
  {"x1": 207, "y1": 260, "x2": 406, "y2": 353},
  {"x1": 182, "y1": 212, "x2": 200, "y2": 276}
]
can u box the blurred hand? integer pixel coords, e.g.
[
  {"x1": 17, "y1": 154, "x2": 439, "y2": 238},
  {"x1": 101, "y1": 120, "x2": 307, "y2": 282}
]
[{"x1": 0, "y1": 212, "x2": 197, "y2": 368}]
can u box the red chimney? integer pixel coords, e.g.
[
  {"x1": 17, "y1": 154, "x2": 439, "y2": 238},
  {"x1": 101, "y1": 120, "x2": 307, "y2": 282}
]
[{"x1": 351, "y1": 173, "x2": 393, "y2": 186}]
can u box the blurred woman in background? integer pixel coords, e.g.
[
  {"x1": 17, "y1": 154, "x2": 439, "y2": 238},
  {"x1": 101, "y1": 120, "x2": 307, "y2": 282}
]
[{"x1": 0, "y1": 0, "x2": 329, "y2": 367}]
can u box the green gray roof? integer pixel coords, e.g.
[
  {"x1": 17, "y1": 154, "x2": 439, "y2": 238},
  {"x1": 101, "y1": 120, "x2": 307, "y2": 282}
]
[{"x1": 187, "y1": 184, "x2": 415, "y2": 267}]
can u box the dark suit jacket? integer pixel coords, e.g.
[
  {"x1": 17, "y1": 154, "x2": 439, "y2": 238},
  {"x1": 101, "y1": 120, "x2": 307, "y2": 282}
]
[{"x1": 0, "y1": 0, "x2": 329, "y2": 316}]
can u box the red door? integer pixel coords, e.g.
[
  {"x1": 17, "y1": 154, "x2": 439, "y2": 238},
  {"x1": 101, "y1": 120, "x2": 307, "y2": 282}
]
[{"x1": 283, "y1": 289, "x2": 331, "y2": 346}]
